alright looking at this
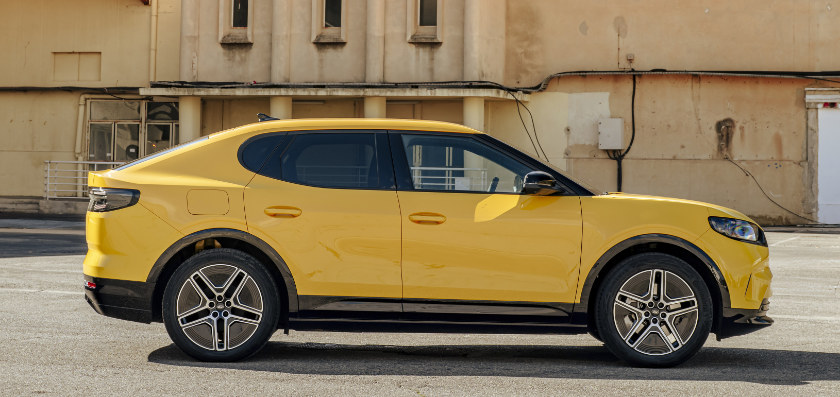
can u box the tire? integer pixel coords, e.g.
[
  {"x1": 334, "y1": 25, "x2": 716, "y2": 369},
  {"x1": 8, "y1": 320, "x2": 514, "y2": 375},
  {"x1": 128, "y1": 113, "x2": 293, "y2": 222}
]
[
  {"x1": 162, "y1": 248, "x2": 281, "y2": 361},
  {"x1": 594, "y1": 253, "x2": 713, "y2": 367}
]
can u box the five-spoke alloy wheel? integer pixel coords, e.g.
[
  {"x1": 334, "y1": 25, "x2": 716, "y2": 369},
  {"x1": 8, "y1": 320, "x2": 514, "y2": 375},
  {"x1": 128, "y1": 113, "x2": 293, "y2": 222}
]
[
  {"x1": 595, "y1": 253, "x2": 712, "y2": 367},
  {"x1": 163, "y1": 249, "x2": 280, "y2": 361}
]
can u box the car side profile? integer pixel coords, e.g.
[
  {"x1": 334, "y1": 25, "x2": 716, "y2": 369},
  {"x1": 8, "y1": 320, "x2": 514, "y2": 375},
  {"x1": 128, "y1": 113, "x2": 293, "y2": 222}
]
[{"x1": 83, "y1": 118, "x2": 773, "y2": 367}]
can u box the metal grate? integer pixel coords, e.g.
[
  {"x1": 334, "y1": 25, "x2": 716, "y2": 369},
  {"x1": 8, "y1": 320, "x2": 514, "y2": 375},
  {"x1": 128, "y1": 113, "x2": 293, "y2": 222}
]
[{"x1": 44, "y1": 161, "x2": 123, "y2": 200}]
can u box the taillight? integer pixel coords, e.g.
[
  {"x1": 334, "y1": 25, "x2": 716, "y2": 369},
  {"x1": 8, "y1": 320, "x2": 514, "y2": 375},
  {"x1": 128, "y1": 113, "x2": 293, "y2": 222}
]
[{"x1": 88, "y1": 188, "x2": 140, "y2": 212}]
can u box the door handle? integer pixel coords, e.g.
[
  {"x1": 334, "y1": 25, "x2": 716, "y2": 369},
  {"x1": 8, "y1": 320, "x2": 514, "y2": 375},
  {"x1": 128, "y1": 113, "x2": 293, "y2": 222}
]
[
  {"x1": 408, "y1": 212, "x2": 446, "y2": 225},
  {"x1": 264, "y1": 206, "x2": 302, "y2": 218}
]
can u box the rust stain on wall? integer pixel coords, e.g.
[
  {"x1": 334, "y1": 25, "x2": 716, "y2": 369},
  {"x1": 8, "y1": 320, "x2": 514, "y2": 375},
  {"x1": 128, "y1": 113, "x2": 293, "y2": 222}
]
[
  {"x1": 773, "y1": 132, "x2": 783, "y2": 159},
  {"x1": 715, "y1": 118, "x2": 735, "y2": 159}
]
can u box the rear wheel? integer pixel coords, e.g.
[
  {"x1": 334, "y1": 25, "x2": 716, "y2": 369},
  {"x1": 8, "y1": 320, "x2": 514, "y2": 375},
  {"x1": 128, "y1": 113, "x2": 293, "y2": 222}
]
[
  {"x1": 594, "y1": 253, "x2": 712, "y2": 367},
  {"x1": 162, "y1": 248, "x2": 280, "y2": 361}
]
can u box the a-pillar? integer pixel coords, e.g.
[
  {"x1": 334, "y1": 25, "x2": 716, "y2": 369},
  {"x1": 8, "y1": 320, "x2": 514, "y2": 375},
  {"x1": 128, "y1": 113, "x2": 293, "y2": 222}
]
[
  {"x1": 364, "y1": 97, "x2": 386, "y2": 118},
  {"x1": 270, "y1": 96, "x2": 293, "y2": 119},
  {"x1": 179, "y1": 96, "x2": 201, "y2": 143},
  {"x1": 463, "y1": 97, "x2": 485, "y2": 131}
]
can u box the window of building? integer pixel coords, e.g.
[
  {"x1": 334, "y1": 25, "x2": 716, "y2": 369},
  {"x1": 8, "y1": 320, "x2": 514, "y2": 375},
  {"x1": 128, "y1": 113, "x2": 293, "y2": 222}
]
[
  {"x1": 232, "y1": 0, "x2": 249, "y2": 28},
  {"x1": 87, "y1": 100, "x2": 179, "y2": 163},
  {"x1": 418, "y1": 0, "x2": 437, "y2": 26},
  {"x1": 280, "y1": 133, "x2": 380, "y2": 189},
  {"x1": 408, "y1": 0, "x2": 442, "y2": 43},
  {"x1": 219, "y1": 0, "x2": 253, "y2": 43},
  {"x1": 400, "y1": 134, "x2": 530, "y2": 193},
  {"x1": 312, "y1": 0, "x2": 346, "y2": 43}
]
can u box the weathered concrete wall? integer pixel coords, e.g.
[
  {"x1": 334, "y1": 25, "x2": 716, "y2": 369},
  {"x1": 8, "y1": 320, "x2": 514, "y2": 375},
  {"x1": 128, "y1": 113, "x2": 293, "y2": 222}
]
[
  {"x1": 504, "y1": 0, "x2": 840, "y2": 86},
  {"x1": 0, "y1": 92, "x2": 81, "y2": 197},
  {"x1": 0, "y1": 0, "x2": 180, "y2": 86}
]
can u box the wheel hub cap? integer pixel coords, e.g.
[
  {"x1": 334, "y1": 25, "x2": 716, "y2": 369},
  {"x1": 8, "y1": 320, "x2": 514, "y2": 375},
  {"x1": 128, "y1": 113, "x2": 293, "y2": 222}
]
[
  {"x1": 612, "y1": 269, "x2": 699, "y2": 356},
  {"x1": 175, "y1": 264, "x2": 264, "y2": 351}
]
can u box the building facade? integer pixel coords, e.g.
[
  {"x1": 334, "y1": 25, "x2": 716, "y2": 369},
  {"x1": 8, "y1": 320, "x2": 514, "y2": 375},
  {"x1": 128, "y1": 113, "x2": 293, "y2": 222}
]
[{"x1": 2, "y1": 0, "x2": 839, "y2": 224}]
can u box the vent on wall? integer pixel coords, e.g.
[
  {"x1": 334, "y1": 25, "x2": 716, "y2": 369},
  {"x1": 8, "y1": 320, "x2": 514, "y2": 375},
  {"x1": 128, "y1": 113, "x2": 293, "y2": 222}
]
[{"x1": 53, "y1": 52, "x2": 101, "y2": 81}]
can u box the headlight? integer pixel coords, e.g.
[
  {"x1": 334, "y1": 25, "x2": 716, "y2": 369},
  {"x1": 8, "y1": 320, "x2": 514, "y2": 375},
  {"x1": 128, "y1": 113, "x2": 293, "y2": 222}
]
[
  {"x1": 88, "y1": 188, "x2": 140, "y2": 212},
  {"x1": 708, "y1": 216, "x2": 766, "y2": 246}
]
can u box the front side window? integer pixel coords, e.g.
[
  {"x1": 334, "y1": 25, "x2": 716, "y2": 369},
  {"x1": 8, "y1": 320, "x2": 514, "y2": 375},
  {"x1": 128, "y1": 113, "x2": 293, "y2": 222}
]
[
  {"x1": 281, "y1": 133, "x2": 380, "y2": 189},
  {"x1": 401, "y1": 134, "x2": 531, "y2": 193}
]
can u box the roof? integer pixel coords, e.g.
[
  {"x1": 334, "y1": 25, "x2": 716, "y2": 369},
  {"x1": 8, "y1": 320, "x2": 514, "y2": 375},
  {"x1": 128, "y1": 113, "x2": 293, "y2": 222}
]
[{"x1": 238, "y1": 118, "x2": 482, "y2": 134}]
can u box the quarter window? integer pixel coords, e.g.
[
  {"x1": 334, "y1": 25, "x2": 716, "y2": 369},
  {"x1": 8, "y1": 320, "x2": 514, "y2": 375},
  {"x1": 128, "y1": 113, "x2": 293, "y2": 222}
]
[
  {"x1": 400, "y1": 134, "x2": 532, "y2": 193},
  {"x1": 281, "y1": 133, "x2": 380, "y2": 189}
]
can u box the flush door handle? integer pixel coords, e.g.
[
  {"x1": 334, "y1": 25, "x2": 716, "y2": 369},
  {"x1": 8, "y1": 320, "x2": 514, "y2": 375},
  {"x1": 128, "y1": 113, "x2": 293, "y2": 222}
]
[
  {"x1": 408, "y1": 212, "x2": 446, "y2": 225},
  {"x1": 264, "y1": 206, "x2": 302, "y2": 218}
]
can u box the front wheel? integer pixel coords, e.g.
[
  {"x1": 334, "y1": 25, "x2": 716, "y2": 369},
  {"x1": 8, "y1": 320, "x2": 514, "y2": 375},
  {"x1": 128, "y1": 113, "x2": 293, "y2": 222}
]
[
  {"x1": 594, "y1": 253, "x2": 713, "y2": 367},
  {"x1": 162, "y1": 248, "x2": 280, "y2": 361}
]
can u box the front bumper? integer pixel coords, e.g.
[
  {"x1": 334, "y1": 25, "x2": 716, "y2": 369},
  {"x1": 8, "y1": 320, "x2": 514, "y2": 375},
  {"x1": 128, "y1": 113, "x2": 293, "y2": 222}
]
[
  {"x1": 717, "y1": 298, "x2": 773, "y2": 339},
  {"x1": 83, "y1": 275, "x2": 155, "y2": 323}
]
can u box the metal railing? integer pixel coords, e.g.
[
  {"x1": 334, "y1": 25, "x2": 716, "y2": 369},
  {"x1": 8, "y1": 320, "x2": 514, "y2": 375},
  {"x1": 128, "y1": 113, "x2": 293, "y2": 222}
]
[
  {"x1": 410, "y1": 166, "x2": 487, "y2": 191},
  {"x1": 44, "y1": 161, "x2": 123, "y2": 200}
]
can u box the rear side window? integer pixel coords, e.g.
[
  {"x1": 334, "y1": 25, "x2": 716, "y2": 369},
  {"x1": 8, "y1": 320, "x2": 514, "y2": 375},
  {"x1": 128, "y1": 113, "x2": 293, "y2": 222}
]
[
  {"x1": 238, "y1": 132, "x2": 288, "y2": 172},
  {"x1": 280, "y1": 133, "x2": 381, "y2": 189}
]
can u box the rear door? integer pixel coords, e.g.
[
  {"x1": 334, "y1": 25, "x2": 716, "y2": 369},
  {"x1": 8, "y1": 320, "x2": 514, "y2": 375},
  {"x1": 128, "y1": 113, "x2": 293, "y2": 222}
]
[{"x1": 244, "y1": 130, "x2": 402, "y2": 311}]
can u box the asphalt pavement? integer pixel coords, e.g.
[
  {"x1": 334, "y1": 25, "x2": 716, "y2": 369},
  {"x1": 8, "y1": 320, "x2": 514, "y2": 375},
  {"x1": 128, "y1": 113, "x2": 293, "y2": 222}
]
[{"x1": 0, "y1": 219, "x2": 838, "y2": 395}]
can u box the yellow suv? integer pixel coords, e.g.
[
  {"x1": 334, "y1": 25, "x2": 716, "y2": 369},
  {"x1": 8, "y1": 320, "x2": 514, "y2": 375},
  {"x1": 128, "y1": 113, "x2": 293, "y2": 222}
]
[{"x1": 83, "y1": 119, "x2": 772, "y2": 367}]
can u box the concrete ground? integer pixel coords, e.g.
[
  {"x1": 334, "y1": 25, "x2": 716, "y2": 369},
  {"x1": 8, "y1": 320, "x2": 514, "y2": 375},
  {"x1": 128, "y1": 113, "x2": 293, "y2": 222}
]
[{"x1": 0, "y1": 220, "x2": 838, "y2": 396}]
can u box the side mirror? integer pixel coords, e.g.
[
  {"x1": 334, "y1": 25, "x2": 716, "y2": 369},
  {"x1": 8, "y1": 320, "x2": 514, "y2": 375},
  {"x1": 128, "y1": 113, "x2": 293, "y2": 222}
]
[{"x1": 522, "y1": 171, "x2": 565, "y2": 196}]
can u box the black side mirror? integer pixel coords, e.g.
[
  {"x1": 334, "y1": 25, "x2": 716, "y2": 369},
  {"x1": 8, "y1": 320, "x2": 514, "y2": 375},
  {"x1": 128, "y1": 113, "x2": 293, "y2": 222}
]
[{"x1": 522, "y1": 171, "x2": 565, "y2": 196}]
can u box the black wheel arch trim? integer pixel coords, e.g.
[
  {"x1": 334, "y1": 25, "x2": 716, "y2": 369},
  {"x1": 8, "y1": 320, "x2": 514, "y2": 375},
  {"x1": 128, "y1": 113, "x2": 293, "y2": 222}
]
[
  {"x1": 146, "y1": 228, "x2": 299, "y2": 313},
  {"x1": 573, "y1": 233, "x2": 730, "y2": 326}
]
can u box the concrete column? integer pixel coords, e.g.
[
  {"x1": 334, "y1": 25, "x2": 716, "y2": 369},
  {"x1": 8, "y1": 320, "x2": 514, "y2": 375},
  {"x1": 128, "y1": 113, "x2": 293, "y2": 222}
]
[
  {"x1": 269, "y1": 96, "x2": 293, "y2": 119},
  {"x1": 463, "y1": 0, "x2": 480, "y2": 81},
  {"x1": 180, "y1": 0, "x2": 199, "y2": 81},
  {"x1": 463, "y1": 97, "x2": 485, "y2": 131},
  {"x1": 364, "y1": 97, "x2": 386, "y2": 118},
  {"x1": 365, "y1": 0, "x2": 386, "y2": 82},
  {"x1": 179, "y1": 96, "x2": 201, "y2": 143},
  {"x1": 271, "y1": 0, "x2": 292, "y2": 82}
]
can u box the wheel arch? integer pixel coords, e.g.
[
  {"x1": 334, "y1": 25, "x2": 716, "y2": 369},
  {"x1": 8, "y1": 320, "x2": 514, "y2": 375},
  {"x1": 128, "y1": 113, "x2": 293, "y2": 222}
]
[
  {"x1": 147, "y1": 228, "x2": 299, "y2": 322},
  {"x1": 575, "y1": 234, "x2": 729, "y2": 337}
]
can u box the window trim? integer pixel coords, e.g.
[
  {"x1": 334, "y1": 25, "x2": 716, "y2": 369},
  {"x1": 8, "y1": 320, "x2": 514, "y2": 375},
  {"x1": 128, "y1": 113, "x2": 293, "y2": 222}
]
[
  {"x1": 311, "y1": 0, "x2": 347, "y2": 44},
  {"x1": 407, "y1": 0, "x2": 443, "y2": 44},
  {"x1": 219, "y1": 0, "x2": 254, "y2": 44}
]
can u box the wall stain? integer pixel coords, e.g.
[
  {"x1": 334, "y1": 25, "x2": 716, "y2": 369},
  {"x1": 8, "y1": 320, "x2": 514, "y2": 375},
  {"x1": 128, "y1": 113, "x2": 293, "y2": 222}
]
[
  {"x1": 773, "y1": 132, "x2": 783, "y2": 159},
  {"x1": 579, "y1": 21, "x2": 589, "y2": 36},
  {"x1": 715, "y1": 118, "x2": 735, "y2": 159},
  {"x1": 613, "y1": 16, "x2": 628, "y2": 37}
]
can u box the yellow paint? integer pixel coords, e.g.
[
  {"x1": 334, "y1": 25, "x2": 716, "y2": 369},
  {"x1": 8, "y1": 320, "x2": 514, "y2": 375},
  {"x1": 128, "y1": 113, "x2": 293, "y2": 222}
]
[
  {"x1": 245, "y1": 175, "x2": 402, "y2": 298},
  {"x1": 84, "y1": 119, "x2": 771, "y2": 314},
  {"x1": 399, "y1": 191, "x2": 582, "y2": 302}
]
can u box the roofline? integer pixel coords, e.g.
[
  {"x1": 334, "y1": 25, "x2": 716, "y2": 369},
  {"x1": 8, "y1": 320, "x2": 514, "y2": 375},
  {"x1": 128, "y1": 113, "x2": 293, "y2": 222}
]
[{"x1": 233, "y1": 118, "x2": 483, "y2": 134}]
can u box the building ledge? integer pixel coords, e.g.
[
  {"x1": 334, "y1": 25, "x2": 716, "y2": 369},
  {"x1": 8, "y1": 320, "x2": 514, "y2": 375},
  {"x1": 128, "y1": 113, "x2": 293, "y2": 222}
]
[{"x1": 141, "y1": 82, "x2": 529, "y2": 101}]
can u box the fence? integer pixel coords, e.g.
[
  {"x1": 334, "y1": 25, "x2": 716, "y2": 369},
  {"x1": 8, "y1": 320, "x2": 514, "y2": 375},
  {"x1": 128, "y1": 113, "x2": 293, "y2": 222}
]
[{"x1": 44, "y1": 161, "x2": 123, "y2": 200}]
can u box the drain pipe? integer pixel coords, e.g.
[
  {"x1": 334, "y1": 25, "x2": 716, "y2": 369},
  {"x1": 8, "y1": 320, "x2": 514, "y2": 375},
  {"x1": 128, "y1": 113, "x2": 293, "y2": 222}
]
[{"x1": 74, "y1": 95, "x2": 88, "y2": 161}]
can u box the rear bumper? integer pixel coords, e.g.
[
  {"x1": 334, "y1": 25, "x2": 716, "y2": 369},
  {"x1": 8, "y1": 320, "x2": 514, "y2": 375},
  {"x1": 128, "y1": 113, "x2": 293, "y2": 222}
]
[
  {"x1": 83, "y1": 275, "x2": 155, "y2": 323},
  {"x1": 717, "y1": 298, "x2": 773, "y2": 339}
]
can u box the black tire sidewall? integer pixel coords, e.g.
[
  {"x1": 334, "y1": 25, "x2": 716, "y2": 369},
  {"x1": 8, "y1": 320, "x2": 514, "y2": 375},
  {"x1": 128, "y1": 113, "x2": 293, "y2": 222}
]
[
  {"x1": 162, "y1": 248, "x2": 280, "y2": 362},
  {"x1": 594, "y1": 253, "x2": 713, "y2": 367}
]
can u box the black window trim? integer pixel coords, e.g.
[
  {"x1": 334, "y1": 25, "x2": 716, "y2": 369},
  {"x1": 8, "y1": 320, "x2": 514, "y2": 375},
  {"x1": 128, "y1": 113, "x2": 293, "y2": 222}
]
[{"x1": 249, "y1": 129, "x2": 396, "y2": 191}]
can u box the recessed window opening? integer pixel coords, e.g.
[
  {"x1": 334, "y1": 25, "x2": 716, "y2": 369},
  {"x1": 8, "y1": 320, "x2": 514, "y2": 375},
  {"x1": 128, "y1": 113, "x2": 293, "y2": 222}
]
[
  {"x1": 324, "y1": 0, "x2": 342, "y2": 28},
  {"x1": 419, "y1": 0, "x2": 437, "y2": 26},
  {"x1": 232, "y1": 0, "x2": 249, "y2": 28}
]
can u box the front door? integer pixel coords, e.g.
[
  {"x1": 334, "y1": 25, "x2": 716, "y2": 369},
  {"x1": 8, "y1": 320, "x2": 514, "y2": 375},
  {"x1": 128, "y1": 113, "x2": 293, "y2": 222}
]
[{"x1": 393, "y1": 132, "x2": 583, "y2": 312}]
